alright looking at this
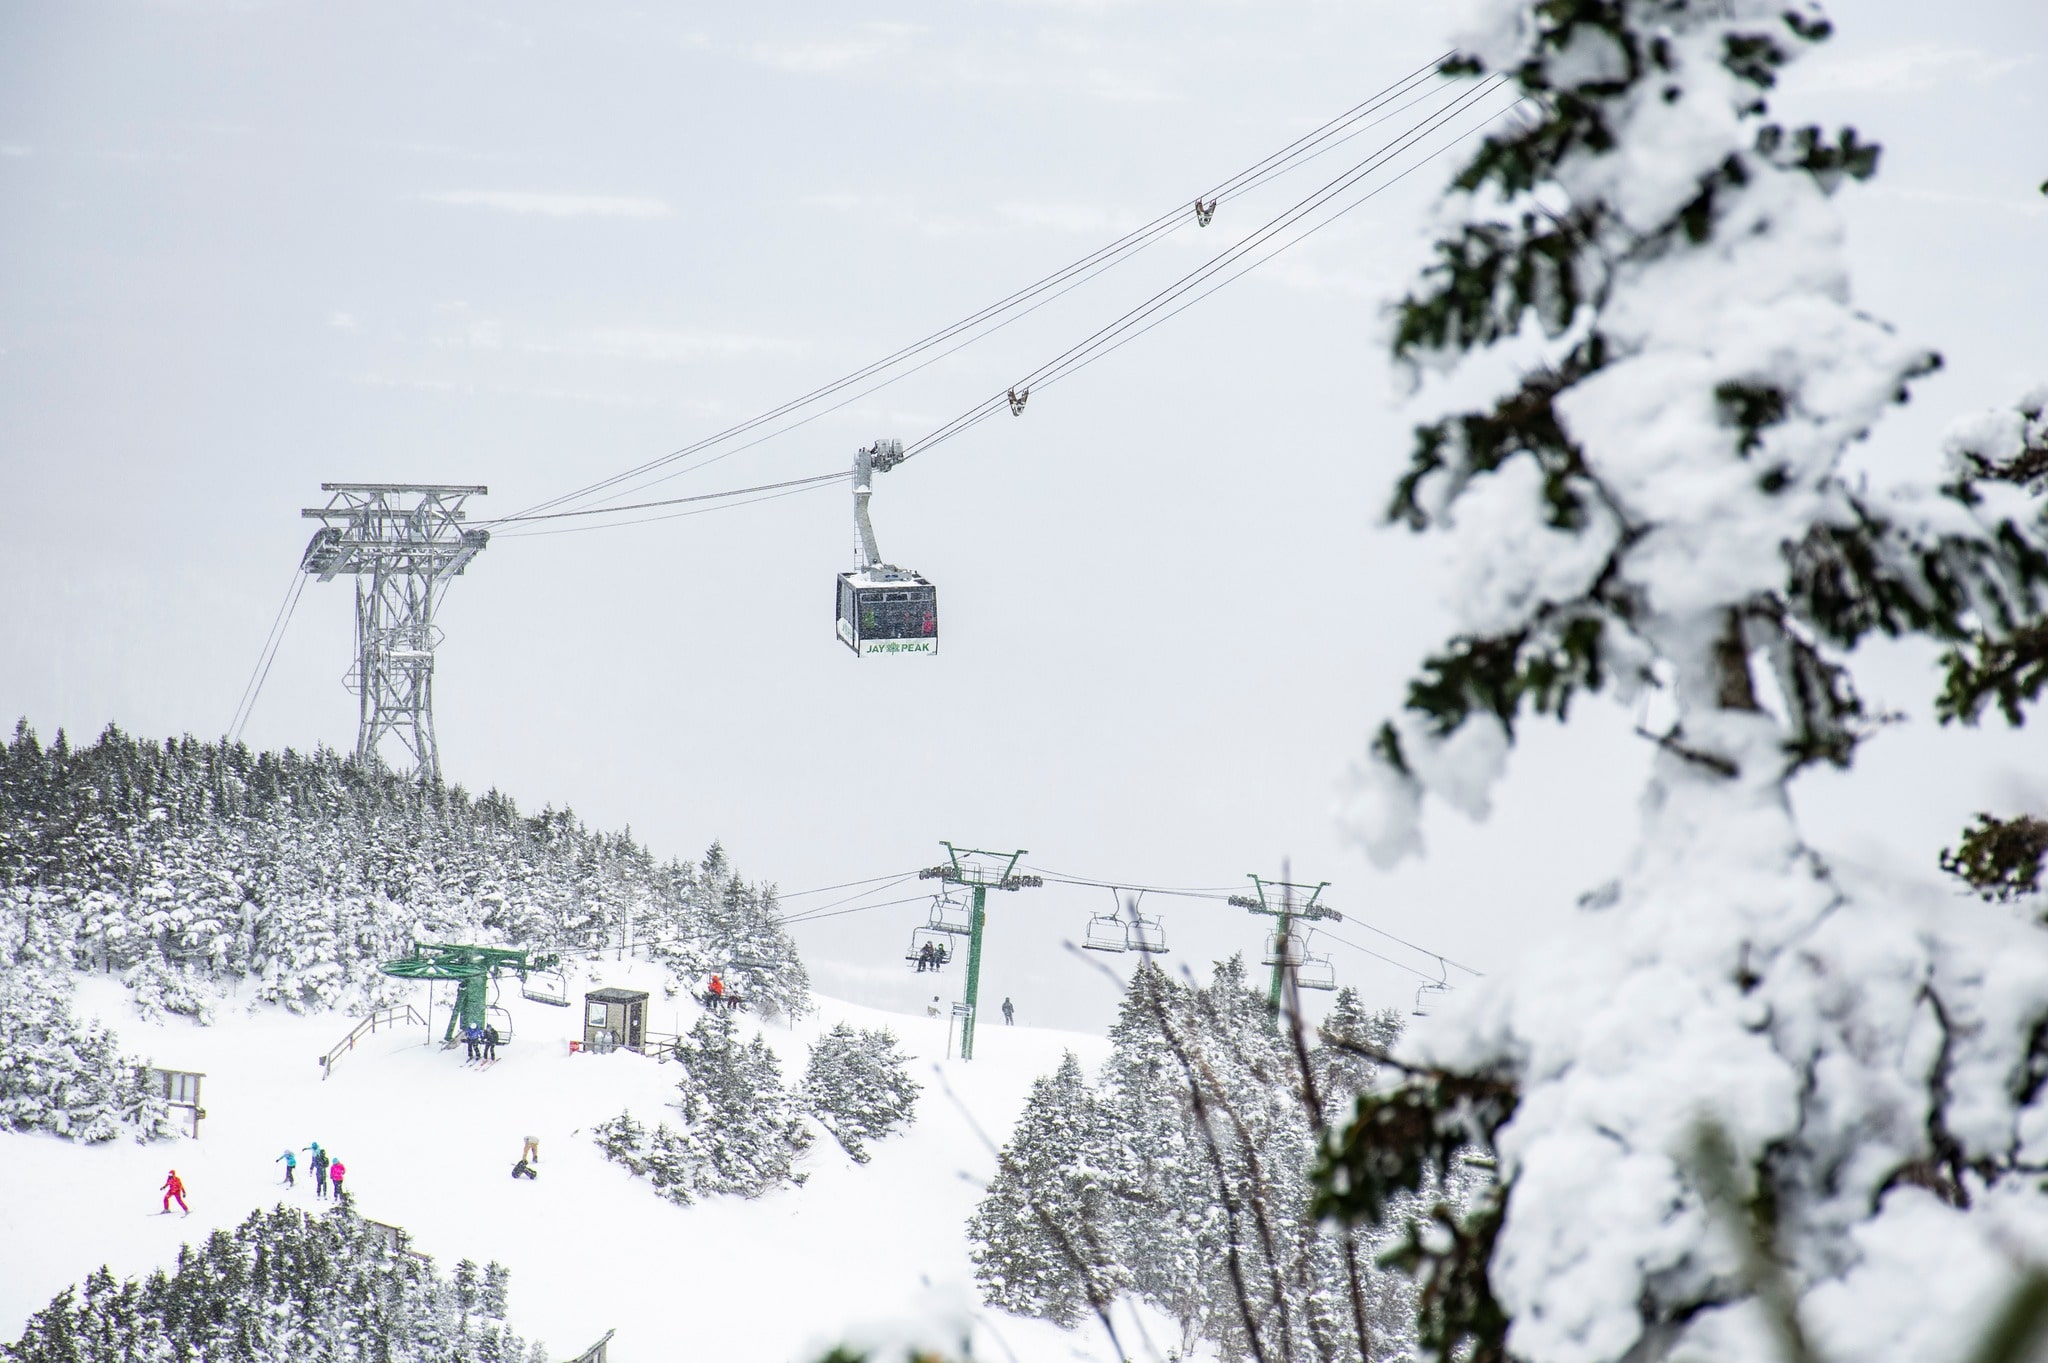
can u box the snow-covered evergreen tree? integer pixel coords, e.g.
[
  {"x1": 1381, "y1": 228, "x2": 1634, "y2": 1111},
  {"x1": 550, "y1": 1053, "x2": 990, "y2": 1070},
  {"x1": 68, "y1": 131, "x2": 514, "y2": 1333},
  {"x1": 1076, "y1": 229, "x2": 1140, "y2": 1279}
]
[
  {"x1": 1322, "y1": 6, "x2": 2048, "y2": 1361},
  {"x1": 0, "y1": 910, "x2": 172, "y2": 1143},
  {"x1": 972, "y1": 961, "x2": 1422, "y2": 1361},
  {"x1": 967, "y1": 1051, "x2": 1125, "y2": 1330},
  {"x1": 801, "y1": 1022, "x2": 920, "y2": 1163},
  {"x1": 594, "y1": 1012, "x2": 811, "y2": 1204}
]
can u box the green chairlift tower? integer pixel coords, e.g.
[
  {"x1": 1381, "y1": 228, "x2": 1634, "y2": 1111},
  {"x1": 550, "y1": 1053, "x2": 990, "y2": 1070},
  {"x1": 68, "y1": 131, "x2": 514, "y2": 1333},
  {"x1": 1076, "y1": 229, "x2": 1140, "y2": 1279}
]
[
  {"x1": 1228, "y1": 873, "x2": 1342, "y2": 1017},
  {"x1": 379, "y1": 944, "x2": 565, "y2": 1045},
  {"x1": 917, "y1": 843, "x2": 1040, "y2": 1061}
]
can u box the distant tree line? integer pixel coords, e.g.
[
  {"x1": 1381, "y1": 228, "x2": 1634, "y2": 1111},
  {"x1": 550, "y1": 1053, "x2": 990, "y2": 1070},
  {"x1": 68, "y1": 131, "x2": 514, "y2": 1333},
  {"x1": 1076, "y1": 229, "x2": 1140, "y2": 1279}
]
[
  {"x1": 0, "y1": 720, "x2": 811, "y2": 1018},
  {"x1": 2, "y1": 1203, "x2": 542, "y2": 1363}
]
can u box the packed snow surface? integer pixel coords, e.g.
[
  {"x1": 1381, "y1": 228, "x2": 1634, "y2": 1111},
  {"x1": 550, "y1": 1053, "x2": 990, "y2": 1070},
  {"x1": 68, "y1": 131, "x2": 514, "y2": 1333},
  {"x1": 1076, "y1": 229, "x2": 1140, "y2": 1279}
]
[{"x1": 0, "y1": 964, "x2": 1155, "y2": 1363}]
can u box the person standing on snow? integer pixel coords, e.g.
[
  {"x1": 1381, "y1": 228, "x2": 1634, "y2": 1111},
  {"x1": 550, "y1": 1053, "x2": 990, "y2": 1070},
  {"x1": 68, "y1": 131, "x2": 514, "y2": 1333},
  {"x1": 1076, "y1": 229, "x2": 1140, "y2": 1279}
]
[
  {"x1": 463, "y1": 1023, "x2": 480, "y2": 1061},
  {"x1": 161, "y1": 1169, "x2": 188, "y2": 1214},
  {"x1": 1002, "y1": 997, "x2": 1015, "y2": 1026},
  {"x1": 277, "y1": 1149, "x2": 297, "y2": 1186},
  {"x1": 309, "y1": 1145, "x2": 331, "y2": 1199},
  {"x1": 328, "y1": 1157, "x2": 348, "y2": 1204},
  {"x1": 483, "y1": 1024, "x2": 499, "y2": 1062},
  {"x1": 521, "y1": 1135, "x2": 539, "y2": 1165}
]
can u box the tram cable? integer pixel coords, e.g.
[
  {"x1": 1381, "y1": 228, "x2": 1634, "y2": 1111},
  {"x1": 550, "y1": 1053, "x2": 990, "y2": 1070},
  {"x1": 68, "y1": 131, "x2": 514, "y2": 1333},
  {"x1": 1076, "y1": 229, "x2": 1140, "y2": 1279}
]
[
  {"x1": 898, "y1": 72, "x2": 1516, "y2": 462},
  {"x1": 519, "y1": 72, "x2": 1476, "y2": 522},
  {"x1": 485, "y1": 54, "x2": 1457, "y2": 528},
  {"x1": 486, "y1": 72, "x2": 1515, "y2": 538},
  {"x1": 228, "y1": 565, "x2": 309, "y2": 744}
]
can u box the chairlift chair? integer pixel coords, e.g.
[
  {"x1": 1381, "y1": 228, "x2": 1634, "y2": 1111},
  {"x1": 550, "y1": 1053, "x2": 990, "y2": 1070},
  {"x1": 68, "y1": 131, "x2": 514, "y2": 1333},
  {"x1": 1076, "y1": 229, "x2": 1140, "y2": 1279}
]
[
  {"x1": 1123, "y1": 894, "x2": 1169, "y2": 955},
  {"x1": 486, "y1": 1004, "x2": 515, "y2": 1043},
  {"x1": 1413, "y1": 980, "x2": 1449, "y2": 1017},
  {"x1": 905, "y1": 926, "x2": 955, "y2": 970},
  {"x1": 926, "y1": 892, "x2": 972, "y2": 936},
  {"x1": 1082, "y1": 913, "x2": 1130, "y2": 953},
  {"x1": 519, "y1": 968, "x2": 571, "y2": 1008},
  {"x1": 1295, "y1": 952, "x2": 1336, "y2": 992},
  {"x1": 1262, "y1": 930, "x2": 1308, "y2": 969}
]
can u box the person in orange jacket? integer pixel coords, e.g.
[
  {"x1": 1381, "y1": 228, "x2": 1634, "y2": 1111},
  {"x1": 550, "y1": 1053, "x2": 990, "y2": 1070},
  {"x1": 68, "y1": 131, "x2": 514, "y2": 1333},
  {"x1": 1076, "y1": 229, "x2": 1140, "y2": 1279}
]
[{"x1": 161, "y1": 1170, "x2": 188, "y2": 1214}]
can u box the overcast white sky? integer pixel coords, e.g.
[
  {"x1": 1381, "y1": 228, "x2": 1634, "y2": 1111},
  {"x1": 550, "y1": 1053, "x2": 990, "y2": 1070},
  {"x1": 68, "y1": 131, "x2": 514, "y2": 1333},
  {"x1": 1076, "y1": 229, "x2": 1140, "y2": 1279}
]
[{"x1": 2, "y1": 0, "x2": 2044, "y2": 1033}]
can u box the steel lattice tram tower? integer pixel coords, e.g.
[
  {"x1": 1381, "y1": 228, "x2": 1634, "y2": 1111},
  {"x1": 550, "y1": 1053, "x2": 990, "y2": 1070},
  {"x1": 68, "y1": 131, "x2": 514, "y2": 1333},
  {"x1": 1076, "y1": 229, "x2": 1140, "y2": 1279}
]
[{"x1": 300, "y1": 483, "x2": 489, "y2": 783}]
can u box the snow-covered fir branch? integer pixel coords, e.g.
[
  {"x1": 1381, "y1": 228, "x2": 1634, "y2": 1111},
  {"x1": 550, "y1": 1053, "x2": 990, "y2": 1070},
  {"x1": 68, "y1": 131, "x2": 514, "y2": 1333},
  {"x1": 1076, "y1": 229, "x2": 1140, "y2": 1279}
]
[{"x1": 1321, "y1": 4, "x2": 2048, "y2": 1361}]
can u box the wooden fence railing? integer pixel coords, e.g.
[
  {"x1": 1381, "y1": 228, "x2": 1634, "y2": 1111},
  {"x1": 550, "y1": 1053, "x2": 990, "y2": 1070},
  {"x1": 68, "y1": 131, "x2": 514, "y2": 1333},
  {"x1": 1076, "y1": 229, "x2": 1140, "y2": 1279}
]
[{"x1": 320, "y1": 1004, "x2": 427, "y2": 1078}]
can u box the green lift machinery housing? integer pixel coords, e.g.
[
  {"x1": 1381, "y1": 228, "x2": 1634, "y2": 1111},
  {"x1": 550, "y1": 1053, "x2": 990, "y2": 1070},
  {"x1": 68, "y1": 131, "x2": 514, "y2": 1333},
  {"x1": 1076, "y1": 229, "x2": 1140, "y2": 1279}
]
[{"x1": 379, "y1": 943, "x2": 567, "y2": 1044}]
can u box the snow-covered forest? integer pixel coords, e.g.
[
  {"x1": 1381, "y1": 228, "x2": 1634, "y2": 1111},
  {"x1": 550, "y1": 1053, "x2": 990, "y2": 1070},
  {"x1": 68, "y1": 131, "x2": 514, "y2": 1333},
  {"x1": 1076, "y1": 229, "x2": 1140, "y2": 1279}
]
[
  {"x1": 0, "y1": 720, "x2": 809, "y2": 1019},
  {"x1": 2, "y1": 1204, "x2": 538, "y2": 1363},
  {"x1": 4, "y1": 0, "x2": 2046, "y2": 1359}
]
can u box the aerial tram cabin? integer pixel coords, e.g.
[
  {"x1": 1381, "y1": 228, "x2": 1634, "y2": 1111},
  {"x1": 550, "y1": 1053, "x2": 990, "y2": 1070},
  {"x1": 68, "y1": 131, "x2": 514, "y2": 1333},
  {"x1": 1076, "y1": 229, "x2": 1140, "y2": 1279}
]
[
  {"x1": 837, "y1": 568, "x2": 938, "y2": 656},
  {"x1": 836, "y1": 439, "x2": 939, "y2": 657}
]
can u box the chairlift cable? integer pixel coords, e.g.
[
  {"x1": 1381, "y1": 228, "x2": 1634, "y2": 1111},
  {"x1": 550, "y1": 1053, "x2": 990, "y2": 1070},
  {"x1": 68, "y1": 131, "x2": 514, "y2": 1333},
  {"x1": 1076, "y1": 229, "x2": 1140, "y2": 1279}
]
[
  {"x1": 773, "y1": 873, "x2": 923, "y2": 922},
  {"x1": 483, "y1": 55, "x2": 1456, "y2": 527},
  {"x1": 1022, "y1": 863, "x2": 1482, "y2": 983},
  {"x1": 778, "y1": 892, "x2": 935, "y2": 927},
  {"x1": 775, "y1": 870, "x2": 927, "y2": 899}
]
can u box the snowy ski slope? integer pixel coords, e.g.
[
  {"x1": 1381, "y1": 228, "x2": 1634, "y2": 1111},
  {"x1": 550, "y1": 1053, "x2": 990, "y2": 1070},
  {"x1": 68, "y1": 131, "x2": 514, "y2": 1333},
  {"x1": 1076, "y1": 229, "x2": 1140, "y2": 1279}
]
[{"x1": 0, "y1": 963, "x2": 1166, "y2": 1362}]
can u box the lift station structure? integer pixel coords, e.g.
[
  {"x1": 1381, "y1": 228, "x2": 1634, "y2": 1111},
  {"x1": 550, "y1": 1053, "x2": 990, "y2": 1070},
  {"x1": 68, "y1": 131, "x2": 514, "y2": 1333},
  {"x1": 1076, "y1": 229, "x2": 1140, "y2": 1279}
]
[{"x1": 301, "y1": 483, "x2": 489, "y2": 783}]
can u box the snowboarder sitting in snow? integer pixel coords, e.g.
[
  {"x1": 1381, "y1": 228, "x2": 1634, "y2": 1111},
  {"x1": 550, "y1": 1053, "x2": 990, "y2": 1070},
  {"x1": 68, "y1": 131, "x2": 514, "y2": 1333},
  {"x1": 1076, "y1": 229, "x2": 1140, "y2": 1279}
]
[
  {"x1": 161, "y1": 1169, "x2": 188, "y2": 1214},
  {"x1": 329, "y1": 1158, "x2": 348, "y2": 1203},
  {"x1": 277, "y1": 1149, "x2": 297, "y2": 1186},
  {"x1": 511, "y1": 1158, "x2": 537, "y2": 1180}
]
